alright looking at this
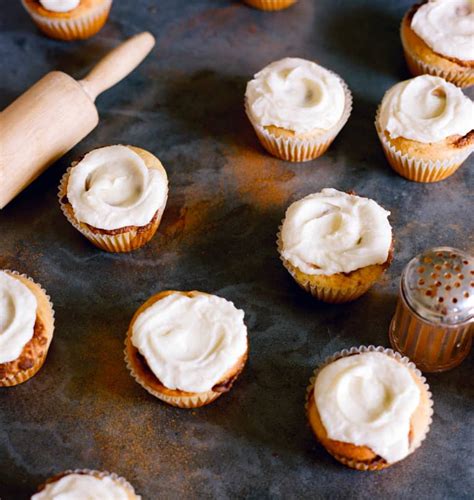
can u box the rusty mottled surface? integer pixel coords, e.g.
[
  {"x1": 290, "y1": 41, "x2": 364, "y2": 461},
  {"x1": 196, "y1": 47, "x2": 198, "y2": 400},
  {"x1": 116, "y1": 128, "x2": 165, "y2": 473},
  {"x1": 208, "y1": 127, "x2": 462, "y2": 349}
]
[{"x1": 0, "y1": 1, "x2": 473, "y2": 499}]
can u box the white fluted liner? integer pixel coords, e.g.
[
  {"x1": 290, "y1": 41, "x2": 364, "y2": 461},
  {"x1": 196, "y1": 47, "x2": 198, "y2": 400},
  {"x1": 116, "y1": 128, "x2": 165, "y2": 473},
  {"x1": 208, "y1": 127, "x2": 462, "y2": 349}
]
[
  {"x1": 244, "y1": 0, "x2": 297, "y2": 11},
  {"x1": 58, "y1": 167, "x2": 167, "y2": 253},
  {"x1": 22, "y1": 0, "x2": 112, "y2": 40},
  {"x1": 305, "y1": 345, "x2": 434, "y2": 471},
  {"x1": 276, "y1": 227, "x2": 382, "y2": 303},
  {"x1": 0, "y1": 270, "x2": 55, "y2": 387},
  {"x1": 400, "y1": 32, "x2": 474, "y2": 89},
  {"x1": 246, "y1": 74, "x2": 352, "y2": 162},
  {"x1": 375, "y1": 106, "x2": 473, "y2": 183}
]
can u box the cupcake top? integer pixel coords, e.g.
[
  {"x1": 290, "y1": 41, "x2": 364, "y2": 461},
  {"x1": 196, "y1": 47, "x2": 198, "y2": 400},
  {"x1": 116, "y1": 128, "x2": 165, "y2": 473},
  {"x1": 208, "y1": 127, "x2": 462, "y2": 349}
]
[
  {"x1": 280, "y1": 189, "x2": 392, "y2": 276},
  {"x1": 131, "y1": 292, "x2": 248, "y2": 393},
  {"x1": 379, "y1": 75, "x2": 474, "y2": 143},
  {"x1": 314, "y1": 352, "x2": 421, "y2": 463},
  {"x1": 411, "y1": 0, "x2": 474, "y2": 61},
  {"x1": 67, "y1": 145, "x2": 167, "y2": 230},
  {"x1": 245, "y1": 57, "x2": 346, "y2": 134},
  {"x1": 0, "y1": 271, "x2": 37, "y2": 364},
  {"x1": 32, "y1": 473, "x2": 133, "y2": 500},
  {"x1": 38, "y1": 0, "x2": 80, "y2": 12}
]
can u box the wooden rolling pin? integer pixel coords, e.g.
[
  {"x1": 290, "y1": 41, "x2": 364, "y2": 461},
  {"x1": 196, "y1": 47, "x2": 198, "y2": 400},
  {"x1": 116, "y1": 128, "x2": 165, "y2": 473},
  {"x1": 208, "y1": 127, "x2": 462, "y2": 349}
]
[{"x1": 0, "y1": 32, "x2": 155, "y2": 209}]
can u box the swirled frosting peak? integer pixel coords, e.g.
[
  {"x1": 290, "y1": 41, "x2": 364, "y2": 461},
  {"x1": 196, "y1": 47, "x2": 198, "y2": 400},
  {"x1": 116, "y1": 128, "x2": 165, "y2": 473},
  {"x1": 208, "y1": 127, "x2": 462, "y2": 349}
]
[
  {"x1": 280, "y1": 189, "x2": 392, "y2": 276},
  {"x1": 379, "y1": 75, "x2": 474, "y2": 143},
  {"x1": 314, "y1": 352, "x2": 421, "y2": 463},
  {"x1": 67, "y1": 145, "x2": 167, "y2": 230},
  {"x1": 411, "y1": 0, "x2": 474, "y2": 61},
  {"x1": 245, "y1": 58, "x2": 346, "y2": 134},
  {"x1": 39, "y1": 0, "x2": 80, "y2": 12},
  {"x1": 132, "y1": 292, "x2": 248, "y2": 393},
  {"x1": 32, "y1": 473, "x2": 132, "y2": 500},
  {"x1": 0, "y1": 271, "x2": 37, "y2": 364}
]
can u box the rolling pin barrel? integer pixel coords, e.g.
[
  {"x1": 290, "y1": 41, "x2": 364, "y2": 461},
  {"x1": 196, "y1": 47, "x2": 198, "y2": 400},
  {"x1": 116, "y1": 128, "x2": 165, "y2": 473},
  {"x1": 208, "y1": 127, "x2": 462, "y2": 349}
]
[
  {"x1": 0, "y1": 72, "x2": 98, "y2": 209},
  {"x1": 0, "y1": 32, "x2": 155, "y2": 209}
]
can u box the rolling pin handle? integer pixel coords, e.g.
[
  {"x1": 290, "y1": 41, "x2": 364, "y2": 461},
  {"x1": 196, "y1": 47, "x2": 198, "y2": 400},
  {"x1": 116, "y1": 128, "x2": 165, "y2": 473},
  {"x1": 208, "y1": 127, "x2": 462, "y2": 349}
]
[{"x1": 79, "y1": 31, "x2": 155, "y2": 102}]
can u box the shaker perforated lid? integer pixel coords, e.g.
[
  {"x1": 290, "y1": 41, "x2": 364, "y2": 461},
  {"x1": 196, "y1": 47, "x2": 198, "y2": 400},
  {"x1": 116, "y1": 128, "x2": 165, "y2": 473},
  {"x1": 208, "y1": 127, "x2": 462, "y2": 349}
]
[{"x1": 402, "y1": 247, "x2": 474, "y2": 326}]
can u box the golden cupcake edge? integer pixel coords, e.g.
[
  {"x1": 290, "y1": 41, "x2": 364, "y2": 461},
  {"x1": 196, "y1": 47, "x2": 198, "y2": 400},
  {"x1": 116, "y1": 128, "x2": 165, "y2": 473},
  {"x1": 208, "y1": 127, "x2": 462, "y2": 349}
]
[
  {"x1": 0, "y1": 271, "x2": 55, "y2": 387},
  {"x1": 277, "y1": 228, "x2": 393, "y2": 303},
  {"x1": 124, "y1": 291, "x2": 249, "y2": 408},
  {"x1": 245, "y1": 72, "x2": 352, "y2": 162},
  {"x1": 400, "y1": 4, "x2": 474, "y2": 88},
  {"x1": 305, "y1": 346, "x2": 433, "y2": 471},
  {"x1": 243, "y1": 0, "x2": 297, "y2": 12},
  {"x1": 22, "y1": 0, "x2": 112, "y2": 41},
  {"x1": 58, "y1": 145, "x2": 168, "y2": 253},
  {"x1": 375, "y1": 106, "x2": 474, "y2": 183}
]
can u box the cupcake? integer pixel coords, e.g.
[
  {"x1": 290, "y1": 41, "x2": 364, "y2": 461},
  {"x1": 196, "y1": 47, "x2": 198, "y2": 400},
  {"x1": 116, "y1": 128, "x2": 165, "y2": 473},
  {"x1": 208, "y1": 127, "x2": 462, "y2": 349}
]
[
  {"x1": 22, "y1": 0, "x2": 112, "y2": 41},
  {"x1": 125, "y1": 291, "x2": 249, "y2": 408},
  {"x1": 32, "y1": 469, "x2": 140, "y2": 499},
  {"x1": 277, "y1": 189, "x2": 393, "y2": 303},
  {"x1": 0, "y1": 270, "x2": 55, "y2": 387},
  {"x1": 306, "y1": 346, "x2": 433, "y2": 470},
  {"x1": 401, "y1": 1, "x2": 474, "y2": 88},
  {"x1": 243, "y1": 0, "x2": 297, "y2": 11},
  {"x1": 245, "y1": 58, "x2": 352, "y2": 162},
  {"x1": 375, "y1": 75, "x2": 474, "y2": 182},
  {"x1": 59, "y1": 145, "x2": 168, "y2": 253}
]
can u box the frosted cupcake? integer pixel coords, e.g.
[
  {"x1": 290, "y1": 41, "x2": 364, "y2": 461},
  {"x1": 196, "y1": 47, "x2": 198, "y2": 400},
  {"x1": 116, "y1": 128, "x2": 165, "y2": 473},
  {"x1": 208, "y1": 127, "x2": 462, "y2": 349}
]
[
  {"x1": 0, "y1": 270, "x2": 55, "y2": 387},
  {"x1": 245, "y1": 58, "x2": 352, "y2": 162},
  {"x1": 59, "y1": 145, "x2": 168, "y2": 253},
  {"x1": 375, "y1": 75, "x2": 474, "y2": 182},
  {"x1": 22, "y1": 0, "x2": 112, "y2": 41},
  {"x1": 401, "y1": 0, "x2": 474, "y2": 88},
  {"x1": 32, "y1": 469, "x2": 140, "y2": 499},
  {"x1": 306, "y1": 347, "x2": 433, "y2": 470},
  {"x1": 125, "y1": 291, "x2": 249, "y2": 408},
  {"x1": 278, "y1": 189, "x2": 393, "y2": 303},
  {"x1": 243, "y1": 0, "x2": 297, "y2": 11}
]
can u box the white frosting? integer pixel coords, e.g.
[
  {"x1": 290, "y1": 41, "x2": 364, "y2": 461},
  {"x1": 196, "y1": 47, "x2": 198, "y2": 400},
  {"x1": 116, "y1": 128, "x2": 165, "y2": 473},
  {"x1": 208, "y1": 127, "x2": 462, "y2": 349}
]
[
  {"x1": 314, "y1": 352, "x2": 421, "y2": 463},
  {"x1": 379, "y1": 75, "x2": 474, "y2": 143},
  {"x1": 280, "y1": 189, "x2": 392, "y2": 276},
  {"x1": 67, "y1": 146, "x2": 167, "y2": 231},
  {"x1": 31, "y1": 474, "x2": 131, "y2": 500},
  {"x1": 411, "y1": 0, "x2": 474, "y2": 61},
  {"x1": 0, "y1": 272, "x2": 37, "y2": 364},
  {"x1": 245, "y1": 57, "x2": 346, "y2": 134},
  {"x1": 39, "y1": 0, "x2": 80, "y2": 13},
  {"x1": 131, "y1": 293, "x2": 248, "y2": 393}
]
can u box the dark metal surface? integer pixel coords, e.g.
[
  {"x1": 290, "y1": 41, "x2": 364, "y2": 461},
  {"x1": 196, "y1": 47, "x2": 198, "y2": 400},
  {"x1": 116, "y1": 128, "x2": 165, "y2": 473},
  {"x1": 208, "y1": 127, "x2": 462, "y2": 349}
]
[{"x1": 0, "y1": 1, "x2": 473, "y2": 498}]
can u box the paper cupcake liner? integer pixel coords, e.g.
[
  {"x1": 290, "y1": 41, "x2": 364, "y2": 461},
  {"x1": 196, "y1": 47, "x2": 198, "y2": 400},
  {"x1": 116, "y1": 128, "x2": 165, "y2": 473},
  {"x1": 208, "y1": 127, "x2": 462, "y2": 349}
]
[
  {"x1": 0, "y1": 353, "x2": 47, "y2": 387},
  {"x1": 58, "y1": 168, "x2": 167, "y2": 253},
  {"x1": 245, "y1": 75, "x2": 352, "y2": 162},
  {"x1": 243, "y1": 0, "x2": 297, "y2": 11},
  {"x1": 276, "y1": 228, "x2": 383, "y2": 303},
  {"x1": 305, "y1": 345, "x2": 434, "y2": 471},
  {"x1": 22, "y1": 0, "x2": 112, "y2": 41},
  {"x1": 37, "y1": 469, "x2": 140, "y2": 498},
  {"x1": 0, "y1": 270, "x2": 55, "y2": 387},
  {"x1": 401, "y1": 42, "x2": 474, "y2": 89},
  {"x1": 124, "y1": 337, "x2": 223, "y2": 408},
  {"x1": 375, "y1": 107, "x2": 473, "y2": 183}
]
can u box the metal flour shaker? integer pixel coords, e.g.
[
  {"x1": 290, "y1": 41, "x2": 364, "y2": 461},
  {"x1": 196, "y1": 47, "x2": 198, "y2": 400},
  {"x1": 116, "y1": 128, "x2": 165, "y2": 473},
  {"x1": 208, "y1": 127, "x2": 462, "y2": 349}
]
[{"x1": 389, "y1": 247, "x2": 473, "y2": 372}]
